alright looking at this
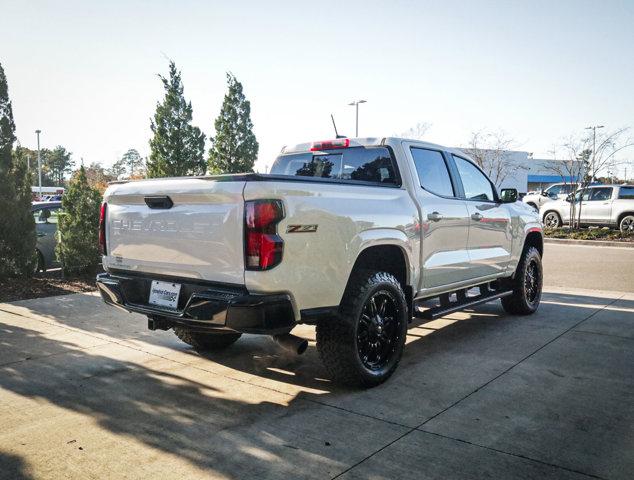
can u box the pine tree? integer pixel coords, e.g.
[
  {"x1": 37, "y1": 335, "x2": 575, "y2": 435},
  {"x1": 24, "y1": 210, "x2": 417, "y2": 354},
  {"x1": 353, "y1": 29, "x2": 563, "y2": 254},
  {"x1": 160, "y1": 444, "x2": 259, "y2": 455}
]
[
  {"x1": 56, "y1": 166, "x2": 102, "y2": 275},
  {"x1": 120, "y1": 148, "x2": 144, "y2": 177},
  {"x1": 147, "y1": 61, "x2": 205, "y2": 178},
  {"x1": 0, "y1": 62, "x2": 36, "y2": 278},
  {"x1": 208, "y1": 73, "x2": 258, "y2": 174}
]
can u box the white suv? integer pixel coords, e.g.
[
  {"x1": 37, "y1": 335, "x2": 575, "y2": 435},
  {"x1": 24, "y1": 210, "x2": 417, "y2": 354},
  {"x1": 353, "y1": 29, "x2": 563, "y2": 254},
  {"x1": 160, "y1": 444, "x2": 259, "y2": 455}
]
[
  {"x1": 523, "y1": 183, "x2": 578, "y2": 211},
  {"x1": 541, "y1": 185, "x2": 634, "y2": 231}
]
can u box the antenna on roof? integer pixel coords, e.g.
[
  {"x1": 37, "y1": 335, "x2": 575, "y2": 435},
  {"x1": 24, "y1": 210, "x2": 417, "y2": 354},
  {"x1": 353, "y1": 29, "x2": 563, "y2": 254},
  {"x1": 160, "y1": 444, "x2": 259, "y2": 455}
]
[{"x1": 331, "y1": 114, "x2": 346, "y2": 139}]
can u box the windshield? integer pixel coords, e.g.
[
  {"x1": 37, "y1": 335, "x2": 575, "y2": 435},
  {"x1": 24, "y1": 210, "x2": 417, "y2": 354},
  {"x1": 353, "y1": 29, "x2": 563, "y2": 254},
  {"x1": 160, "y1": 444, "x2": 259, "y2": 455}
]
[{"x1": 270, "y1": 147, "x2": 399, "y2": 185}]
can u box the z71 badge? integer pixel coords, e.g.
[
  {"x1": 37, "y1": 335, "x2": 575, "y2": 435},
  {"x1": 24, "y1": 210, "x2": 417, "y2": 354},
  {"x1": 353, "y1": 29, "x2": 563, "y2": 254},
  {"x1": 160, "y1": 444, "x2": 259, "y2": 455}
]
[{"x1": 286, "y1": 224, "x2": 318, "y2": 233}]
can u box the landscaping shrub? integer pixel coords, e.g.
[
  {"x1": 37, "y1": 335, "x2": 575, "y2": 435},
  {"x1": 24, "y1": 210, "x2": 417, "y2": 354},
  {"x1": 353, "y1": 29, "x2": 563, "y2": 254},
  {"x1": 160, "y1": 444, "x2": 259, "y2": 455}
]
[
  {"x1": 56, "y1": 166, "x2": 102, "y2": 275},
  {"x1": 0, "y1": 62, "x2": 36, "y2": 279}
]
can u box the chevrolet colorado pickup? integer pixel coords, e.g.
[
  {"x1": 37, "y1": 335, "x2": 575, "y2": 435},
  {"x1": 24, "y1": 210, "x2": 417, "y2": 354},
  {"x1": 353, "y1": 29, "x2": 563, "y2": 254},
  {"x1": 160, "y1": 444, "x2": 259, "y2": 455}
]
[{"x1": 97, "y1": 137, "x2": 544, "y2": 387}]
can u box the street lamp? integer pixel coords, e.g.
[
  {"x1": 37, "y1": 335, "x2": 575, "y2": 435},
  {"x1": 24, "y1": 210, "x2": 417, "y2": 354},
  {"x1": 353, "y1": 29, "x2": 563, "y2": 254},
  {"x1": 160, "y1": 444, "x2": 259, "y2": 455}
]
[
  {"x1": 585, "y1": 125, "x2": 604, "y2": 180},
  {"x1": 35, "y1": 130, "x2": 42, "y2": 199},
  {"x1": 348, "y1": 99, "x2": 367, "y2": 137}
]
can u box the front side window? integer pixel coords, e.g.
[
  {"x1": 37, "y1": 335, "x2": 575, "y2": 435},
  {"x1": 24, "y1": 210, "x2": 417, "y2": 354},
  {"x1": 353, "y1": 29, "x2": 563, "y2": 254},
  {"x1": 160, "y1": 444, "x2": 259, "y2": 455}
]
[
  {"x1": 618, "y1": 186, "x2": 634, "y2": 199},
  {"x1": 453, "y1": 156, "x2": 495, "y2": 202},
  {"x1": 410, "y1": 148, "x2": 454, "y2": 197},
  {"x1": 271, "y1": 147, "x2": 398, "y2": 185},
  {"x1": 589, "y1": 187, "x2": 613, "y2": 201},
  {"x1": 573, "y1": 190, "x2": 594, "y2": 202},
  {"x1": 546, "y1": 184, "x2": 562, "y2": 196}
]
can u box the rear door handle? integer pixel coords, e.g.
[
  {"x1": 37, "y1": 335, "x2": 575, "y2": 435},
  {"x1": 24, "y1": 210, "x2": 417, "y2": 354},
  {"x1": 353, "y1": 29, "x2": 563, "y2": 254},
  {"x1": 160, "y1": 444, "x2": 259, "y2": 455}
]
[
  {"x1": 471, "y1": 213, "x2": 483, "y2": 221},
  {"x1": 427, "y1": 212, "x2": 443, "y2": 222}
]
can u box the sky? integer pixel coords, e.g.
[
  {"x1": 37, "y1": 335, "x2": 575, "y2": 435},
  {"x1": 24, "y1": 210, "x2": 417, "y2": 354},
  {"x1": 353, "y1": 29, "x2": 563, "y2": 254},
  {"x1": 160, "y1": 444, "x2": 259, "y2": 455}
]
[{"x1": 2, "y1": 0, "x2": 633, "y2": 176}]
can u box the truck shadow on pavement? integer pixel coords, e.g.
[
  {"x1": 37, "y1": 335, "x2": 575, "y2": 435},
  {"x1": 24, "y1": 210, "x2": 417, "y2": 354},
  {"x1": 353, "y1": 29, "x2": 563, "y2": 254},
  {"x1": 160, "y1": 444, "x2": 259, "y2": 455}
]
[
  {"x1": 0, "y1": 290, "x2": 632, "y2": 479},
  {"x1": 0, "y1": 451, "x2": 32, "y2": 480}
]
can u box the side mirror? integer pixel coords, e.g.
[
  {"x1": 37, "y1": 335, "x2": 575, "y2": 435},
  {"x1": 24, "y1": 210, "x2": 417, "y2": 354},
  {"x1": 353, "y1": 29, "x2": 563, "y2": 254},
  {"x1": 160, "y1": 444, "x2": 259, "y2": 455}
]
[
  {"x1": 500, "y1": 188, "x2": 518, "y2": 203},
  {"x1": 541, "y1": 190, "x2": 548, "y2": 196},
  {"x1": 565, "y1": 194, "x2": 573, "y2": 202}
]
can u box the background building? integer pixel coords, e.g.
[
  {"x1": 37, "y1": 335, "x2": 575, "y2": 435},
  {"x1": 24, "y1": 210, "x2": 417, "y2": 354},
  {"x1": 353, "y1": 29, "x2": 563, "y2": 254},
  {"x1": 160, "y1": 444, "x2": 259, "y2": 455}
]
[{"x1": 456, "y1": 148, "x2": 584, "y2": 195}]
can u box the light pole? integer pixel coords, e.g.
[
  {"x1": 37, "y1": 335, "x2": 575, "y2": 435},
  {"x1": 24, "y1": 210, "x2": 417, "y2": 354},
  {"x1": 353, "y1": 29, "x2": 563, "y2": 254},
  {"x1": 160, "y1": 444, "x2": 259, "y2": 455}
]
[
  {"x1": 348, "y1": 99, "x2": 366, "y2": 137},
  {"x1": 585, "y1": 125, "x2": 604, "y2": 180},
  {"x1": 35, "y1": 130, "x2": 42, "y2": 199}
]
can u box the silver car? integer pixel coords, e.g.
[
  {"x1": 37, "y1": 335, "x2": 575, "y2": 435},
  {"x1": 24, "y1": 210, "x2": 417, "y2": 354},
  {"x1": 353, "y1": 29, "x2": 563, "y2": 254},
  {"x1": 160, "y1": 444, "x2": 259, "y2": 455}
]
[
  {"x1": 540, "y1": 185, "x2": 634, "y2": 231},
  {"x1": 31, "y1": 201, "x2": 62, "y2": 272}
]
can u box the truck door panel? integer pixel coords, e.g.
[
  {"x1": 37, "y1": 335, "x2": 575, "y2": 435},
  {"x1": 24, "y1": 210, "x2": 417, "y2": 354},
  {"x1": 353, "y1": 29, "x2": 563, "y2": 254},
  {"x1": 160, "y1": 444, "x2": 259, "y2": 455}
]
[
  {"x1": 405, "y1": 145, "x2": 471, "y2": 289},
  {"x1": 451, "y1": 155, "x2": 513, "y2": 279}
]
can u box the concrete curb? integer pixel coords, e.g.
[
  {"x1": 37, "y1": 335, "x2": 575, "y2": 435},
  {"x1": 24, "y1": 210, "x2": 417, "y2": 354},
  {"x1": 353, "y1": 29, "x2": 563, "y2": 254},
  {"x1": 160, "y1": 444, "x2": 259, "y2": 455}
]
[{"x1": 544, "y1": 237, "x2": 634, "y2": 248}]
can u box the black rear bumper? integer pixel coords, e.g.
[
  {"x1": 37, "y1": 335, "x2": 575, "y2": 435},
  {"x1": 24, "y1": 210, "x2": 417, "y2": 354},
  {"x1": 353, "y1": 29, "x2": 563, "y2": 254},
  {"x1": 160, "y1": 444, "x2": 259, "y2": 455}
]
[{"x1": 96, "y1": 272, "x2": 296, "y2": 335}]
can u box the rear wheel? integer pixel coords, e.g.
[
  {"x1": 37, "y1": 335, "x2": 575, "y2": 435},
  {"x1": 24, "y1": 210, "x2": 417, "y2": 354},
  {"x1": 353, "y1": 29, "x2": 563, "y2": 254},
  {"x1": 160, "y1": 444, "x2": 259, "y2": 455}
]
[
  {"x1": 619, "y1": 215, "x2": 634, "y2": 233},
  {"x1": 501, "y1": 246, "x2": 543, "y2": 315},
  {"x1": 316, "y1": 270, "x2": 408, "y2": 388},
  {"x1": 173, "y1": 327, "x2": 241, "y2": 351},
  {"x1": 543, "y1": 211, "x2": 561, "y2": 229}
]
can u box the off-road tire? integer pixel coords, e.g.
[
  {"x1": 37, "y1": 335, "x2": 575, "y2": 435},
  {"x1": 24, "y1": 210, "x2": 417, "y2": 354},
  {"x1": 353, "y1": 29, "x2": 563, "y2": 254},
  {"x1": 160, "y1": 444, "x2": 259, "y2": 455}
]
[
  {"x1": 316, "y1": 270, "x2": 408, "y2": 388},
  {"x1": 173, "y1": 327, "x2": 241, "y2": 351},
  {"x1": 501, "y1": 246, "x2": 543, "y2": 315}
]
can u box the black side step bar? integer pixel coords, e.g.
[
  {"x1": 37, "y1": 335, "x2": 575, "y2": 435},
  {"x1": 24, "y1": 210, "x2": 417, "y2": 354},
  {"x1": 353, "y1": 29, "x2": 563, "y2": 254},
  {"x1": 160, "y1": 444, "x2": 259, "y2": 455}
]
[{"x1": 414, "y1": 288, "x2": 513, "y2": 321}]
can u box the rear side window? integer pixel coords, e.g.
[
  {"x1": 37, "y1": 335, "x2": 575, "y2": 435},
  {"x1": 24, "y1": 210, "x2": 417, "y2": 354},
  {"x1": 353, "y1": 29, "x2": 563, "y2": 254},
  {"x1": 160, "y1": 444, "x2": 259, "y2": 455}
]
[
  {"x1": 270, "y1": 147, "x2": 398, "y2": 185},
  {"x1": 410, "y1": 148, "x2": 454, "y2": 197},
  {"x1": 618, "y1": 187, "x2": 634, "y2": 199}
]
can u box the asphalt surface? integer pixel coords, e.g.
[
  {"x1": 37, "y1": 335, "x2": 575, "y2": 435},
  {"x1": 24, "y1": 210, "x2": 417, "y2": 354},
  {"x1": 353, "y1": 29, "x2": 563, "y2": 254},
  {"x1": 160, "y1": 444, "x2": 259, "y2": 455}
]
[
  {"x1": 543, "y1": 243, "x2": 634, "y2": 292},
  {"x1": 1, "y1": 246, "x2": 633, "y2": 479}
]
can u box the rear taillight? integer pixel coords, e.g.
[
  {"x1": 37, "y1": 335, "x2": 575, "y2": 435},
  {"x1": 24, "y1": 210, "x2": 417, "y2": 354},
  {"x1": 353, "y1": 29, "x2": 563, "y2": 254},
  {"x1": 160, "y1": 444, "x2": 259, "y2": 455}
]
[
  {"x1": 99, "y1": 202, "x2": 107, "y2": 256},
  {"x1": 244, "y1": 200, "x2": 284, "y2": 270},
  {"x1": 310, "y1": 138, "x2": 350, "y2": 151}
]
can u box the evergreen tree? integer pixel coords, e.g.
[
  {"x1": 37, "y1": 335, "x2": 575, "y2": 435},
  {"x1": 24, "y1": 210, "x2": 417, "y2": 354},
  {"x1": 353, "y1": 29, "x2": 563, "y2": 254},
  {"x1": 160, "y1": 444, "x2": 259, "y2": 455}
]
[
  {"x1": 56, "y1": 166, "x2": 102, "y2": 275},
  {"x1": 0, "y1": 62, "x2": 36, "y2": 278},
  {"x1": 120, "y1": 148, "x2": 144, "y2": 177},
  {"x1": 208, "y1": 73, "x2": 258, "y2": 174},
  {"x1": 46, "y1": 145, "x2": 74, "y2": 185},
  {"x1": 147, "y1": 61, "x2": 205, "y2": 178}
]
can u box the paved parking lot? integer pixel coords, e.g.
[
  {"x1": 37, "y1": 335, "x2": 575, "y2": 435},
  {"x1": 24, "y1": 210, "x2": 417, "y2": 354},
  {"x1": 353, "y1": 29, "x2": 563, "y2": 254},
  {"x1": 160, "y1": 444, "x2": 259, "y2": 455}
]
[{"x1": 1, "y1": 247, "x2": 633, "y2": 479}]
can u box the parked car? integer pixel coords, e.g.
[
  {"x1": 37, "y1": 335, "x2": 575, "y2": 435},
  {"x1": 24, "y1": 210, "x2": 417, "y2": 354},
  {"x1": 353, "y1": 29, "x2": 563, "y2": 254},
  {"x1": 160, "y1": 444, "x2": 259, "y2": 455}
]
[
  {"x1": 31, "y1": 201, "x2": 62, "y2": 272},
  {"x1": 96, "y1": 137, "x2": 543, "y2": 387},
  {"x1": 540, "y1": 184, "x2": 634, "y2": 231},
  {"x1": 523, "y1": 182, "x2": 578, "y2": 211}
]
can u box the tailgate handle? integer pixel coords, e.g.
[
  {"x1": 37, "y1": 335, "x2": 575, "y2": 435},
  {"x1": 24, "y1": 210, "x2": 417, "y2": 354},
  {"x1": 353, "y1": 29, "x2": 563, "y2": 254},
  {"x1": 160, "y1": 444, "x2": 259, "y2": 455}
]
[{"x1": 144, "y1": 196, "x2": 174, "y2": 209}]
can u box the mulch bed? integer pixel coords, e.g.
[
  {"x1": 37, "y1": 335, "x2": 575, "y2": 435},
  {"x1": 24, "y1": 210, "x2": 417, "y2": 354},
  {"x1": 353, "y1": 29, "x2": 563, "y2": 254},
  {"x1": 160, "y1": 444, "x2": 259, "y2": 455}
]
[
  {"x1": 0, "y1": 270, "x2": 98, "y2": 303},
  {"x1": 544, "y1": 227, "x2": 634, "y2": 243}
]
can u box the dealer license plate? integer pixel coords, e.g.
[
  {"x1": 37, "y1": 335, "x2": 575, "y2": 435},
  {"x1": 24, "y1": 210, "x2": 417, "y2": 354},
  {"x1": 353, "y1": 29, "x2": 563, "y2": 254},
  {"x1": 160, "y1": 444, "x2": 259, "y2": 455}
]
[{"x1": 148, "y1": 280, "x2": 181, "y2": 310}]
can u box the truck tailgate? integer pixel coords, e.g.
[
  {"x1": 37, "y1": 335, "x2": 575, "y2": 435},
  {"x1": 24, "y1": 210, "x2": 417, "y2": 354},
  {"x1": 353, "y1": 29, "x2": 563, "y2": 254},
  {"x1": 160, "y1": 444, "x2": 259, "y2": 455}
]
[{"x1": 103, "y1": 178, "x2": 245, "y2": 284}]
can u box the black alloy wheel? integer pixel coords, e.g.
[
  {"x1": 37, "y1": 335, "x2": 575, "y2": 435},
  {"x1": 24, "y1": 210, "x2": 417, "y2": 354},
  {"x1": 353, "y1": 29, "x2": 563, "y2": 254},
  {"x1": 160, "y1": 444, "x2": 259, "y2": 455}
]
[
  {"x1": 524, "y1": 258, "x2": 540, "y2": 306},
  {"x1": 357, "y1": 290, "x2": 402, "y2": 371}
]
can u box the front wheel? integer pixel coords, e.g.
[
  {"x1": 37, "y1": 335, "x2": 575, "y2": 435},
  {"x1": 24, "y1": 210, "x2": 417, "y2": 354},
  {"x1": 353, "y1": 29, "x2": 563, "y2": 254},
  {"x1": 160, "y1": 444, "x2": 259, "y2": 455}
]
[
  {"x1": 173, "y1": 327, "x2": 241, "y2": 351},
  {"x1": 543, "y1": 211, "x2": 561, "y2": 229},
  {"x1": 619, "y1": 215, "x2": 634, "y2": 233},
  {"x1": 316, "y1": 270, "x2": 408, "y2": 388},
  {"x1": 501, "y1": 246, "x2": 543, "y2": 315}
]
